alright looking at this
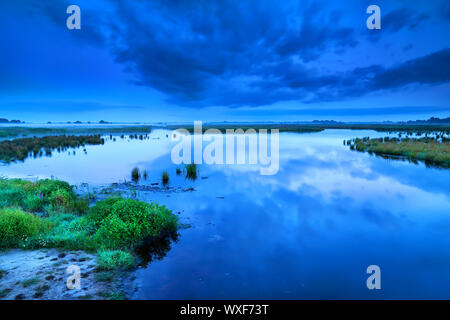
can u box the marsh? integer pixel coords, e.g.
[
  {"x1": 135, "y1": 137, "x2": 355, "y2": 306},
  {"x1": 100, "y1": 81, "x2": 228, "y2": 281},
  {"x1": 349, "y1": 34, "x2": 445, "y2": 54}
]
[{"x1": 1, "y1": 128, "x2": 450, "y2": 299}]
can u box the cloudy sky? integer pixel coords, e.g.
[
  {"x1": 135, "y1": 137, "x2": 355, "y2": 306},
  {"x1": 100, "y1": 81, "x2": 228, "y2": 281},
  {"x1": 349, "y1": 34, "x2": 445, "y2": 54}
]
[{"x1": 0, "y1": 0, "x2": 449, "y2": 122}]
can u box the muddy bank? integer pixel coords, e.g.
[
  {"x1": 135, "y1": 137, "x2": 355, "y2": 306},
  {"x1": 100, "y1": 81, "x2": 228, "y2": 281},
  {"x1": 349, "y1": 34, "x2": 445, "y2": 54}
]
[{"x1": 0, "y1": 249, "x2": 136, "y2": 300}]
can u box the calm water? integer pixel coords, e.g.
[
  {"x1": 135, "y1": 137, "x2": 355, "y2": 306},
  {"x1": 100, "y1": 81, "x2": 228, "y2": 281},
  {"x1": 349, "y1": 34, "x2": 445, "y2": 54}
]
[{"x1": 2, "y1": 129, "x2": 450, "y2": 299}]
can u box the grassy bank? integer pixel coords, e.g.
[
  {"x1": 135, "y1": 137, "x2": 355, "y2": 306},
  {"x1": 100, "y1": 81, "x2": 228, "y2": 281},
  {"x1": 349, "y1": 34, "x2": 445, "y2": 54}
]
[
  {"x1": 0, "y1": 178, "x2": 178, "y2": 271},
  {"x1": 0, "y1": 126, "x2": 152, "y2": 139},
  {"x1": 314, "y1": 123, "x2": 450, "y2": 134},
  {"x1": 0, "y1": 135, "x2": 105, "y2": 162},
  {"x1": 167, "y1": 123, "x2": 450, "y2": 134},
  {"x1": 167, "y1": 124, "x2": 324, "y2": 133},
  {"x1": 348, "y1": 137, "x2": 450, "y2": 168}
]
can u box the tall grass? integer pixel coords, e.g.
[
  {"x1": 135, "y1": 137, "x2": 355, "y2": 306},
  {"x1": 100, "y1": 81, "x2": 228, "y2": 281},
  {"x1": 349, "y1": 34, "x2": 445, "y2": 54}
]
[
  {"x1": 0, "y1": 178, "x2": 89, "y2": 214},
  {"x1": 184, "y1": 164, "x2": 198, "y2": 180},
  {"x1": 349, "y1": 136, "x2": 450, "y2": 167},
  {"x1": 131, "y1": 167, "x2": 140, "y2": 182},
  {"x1": 162, "y1": 171, "x2": 169, "y2": 185},
  {"x1": 0, "y1": 135, "x2": 104, "y2": 162},
  {"x1": 0, "y1": 126, "x2": 153, "y2": 139}
]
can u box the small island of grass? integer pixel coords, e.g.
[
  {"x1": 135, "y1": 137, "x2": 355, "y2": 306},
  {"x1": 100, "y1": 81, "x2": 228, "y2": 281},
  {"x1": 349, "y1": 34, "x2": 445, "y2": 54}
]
[
  {"x1": 0, "y1": 135, "x2": 105, "y2": 162},
  {"x1": 0, "y1": 126, "x2": 153, "y2": 139},
  {"x1": 347, "y1": 136, "x2": 450, "y2": 168},
  {"x1": 0, "y1": 178, "x2": 179, "y2": 271}
]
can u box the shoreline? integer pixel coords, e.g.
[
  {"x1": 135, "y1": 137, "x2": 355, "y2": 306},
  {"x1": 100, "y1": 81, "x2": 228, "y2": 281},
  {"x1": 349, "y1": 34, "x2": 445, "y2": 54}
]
[{"x1": 0, "y1": 248, "x2": 136, "y2": 300}]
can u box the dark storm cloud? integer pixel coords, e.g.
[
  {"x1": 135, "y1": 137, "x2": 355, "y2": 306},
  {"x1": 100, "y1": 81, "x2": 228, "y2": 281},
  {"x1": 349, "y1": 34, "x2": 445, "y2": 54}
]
[
  {"x1": 102, "y1": 0, "x2": 360, "y2": 106},
  {"x1": 272, "y1": 3, "x2": 357, "y2": 61},
  {"x1": 364, "y1": 6, "x2": 429, "y2": 43},
  {"x1": 438, "y1": 1, "x2": 450, "y2": 20},
  {"x1": 306, "y1": 48, "x2": 450, "y2": 103},
  {"x1": 372, "y1": 49, "x2": 450, "y2": 89},
  {"x1": 382, "y1": 8, "x2": 429, "y2": 32},
  {"x1": 236, "y1": 106, "x2": 450, "y2": 117},
  {"x1": 29, "y1": 1, "x2": 106, "y2": 47},
  {"x1": 4, "y1": 0, "x2": 449, "y2": 108},
  {"x1": 101, "y1": 1, "x2": 448, "y2": 106}
]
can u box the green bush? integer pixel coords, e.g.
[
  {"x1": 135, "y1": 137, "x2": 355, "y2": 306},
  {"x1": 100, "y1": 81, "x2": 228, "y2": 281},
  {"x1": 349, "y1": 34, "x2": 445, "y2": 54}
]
[
  {"x1": 0, "y1": 178, "x2": 178, "y2": 270},
  {"x1": 0, "y1": 208, "x2": 50, "y2": 248},
  {"x1": 92, "y1": 198, "x2": 178, "y2": 249},
  {"x1": 0, "y1": 195, "x2": 178, "y2": 252},
  {"x1": 85, "y1": 197, "x2": 122, "y2": 228}
]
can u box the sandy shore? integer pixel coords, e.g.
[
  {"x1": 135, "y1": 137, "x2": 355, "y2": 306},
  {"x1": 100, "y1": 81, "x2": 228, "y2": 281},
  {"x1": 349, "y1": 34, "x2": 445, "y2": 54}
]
[{"x1": 0, "y1": 249, "x2": 136, "y2": 300}]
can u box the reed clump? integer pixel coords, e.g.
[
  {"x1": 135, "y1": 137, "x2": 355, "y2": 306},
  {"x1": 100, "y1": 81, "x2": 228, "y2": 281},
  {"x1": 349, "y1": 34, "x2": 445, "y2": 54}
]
[
  {"x1": 131, "y1": 167, "x2": 140, "y2": 182},
  {"x1": 0, "y1": 134, "x2": 104, "y2": 162},
  {"x1": 348, "y1": 136, "x2": 450, "y2": 168},
  {"x1": 184, "y1": 164, "x2": 198, "y2": 180},
  {"x1": 162, "y1": 171, "x2": 169, "y2": 185}
]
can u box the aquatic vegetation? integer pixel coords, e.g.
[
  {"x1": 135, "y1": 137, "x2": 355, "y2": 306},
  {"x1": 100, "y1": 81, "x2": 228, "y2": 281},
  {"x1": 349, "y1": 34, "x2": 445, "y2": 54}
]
[
  {"x1": 35, "y1": 197, "x2": 178, "y2": 252},
  {"x1": 91, "y1": 198, "x2": 178, "y2": 249},
  {"x1": 96, "y1": 250, "x2": 136, "y2": 270},
  {"x1": 167, "y1": 123, "x2": 450, "y2": 135},
  {"x1": 184, "y1": 164, "x2": 198, "y2": 180},
  {"x1": 0, "y1": 126, "x2": 153, "y2": 139},
  {"x1": 0, "y1": 134, "x2": 105, "y2": 162},
  {"x1": 0, "y1": 179, "x2": 178, "y2": 269},
  {"x1": 162, "y1": 171, "x2": 169, "y2": 185},
  {"x1": 0, "y1": 178, "x2": 89, "y2": 214},
  {"x1": 131, "y1": 167, "x2": 140, "y2": 182},
  {"x1": 168, "y1": 124, "x2": 324, "y2": 134},
  {"x1": 348, "y1": 136, "x2": 450, "y2": 168}
]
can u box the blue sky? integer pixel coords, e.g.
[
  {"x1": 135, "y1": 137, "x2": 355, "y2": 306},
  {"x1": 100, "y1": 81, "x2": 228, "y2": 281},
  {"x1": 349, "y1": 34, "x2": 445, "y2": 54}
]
[{"x1": 0, "y1": 0, "x2": 449, "y2": 122}]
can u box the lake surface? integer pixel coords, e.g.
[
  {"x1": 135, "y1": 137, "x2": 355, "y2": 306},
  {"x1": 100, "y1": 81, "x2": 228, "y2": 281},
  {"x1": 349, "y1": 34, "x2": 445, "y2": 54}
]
[{"x1": 2, "y1": 129, "x2": 450, "y2": 299}]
